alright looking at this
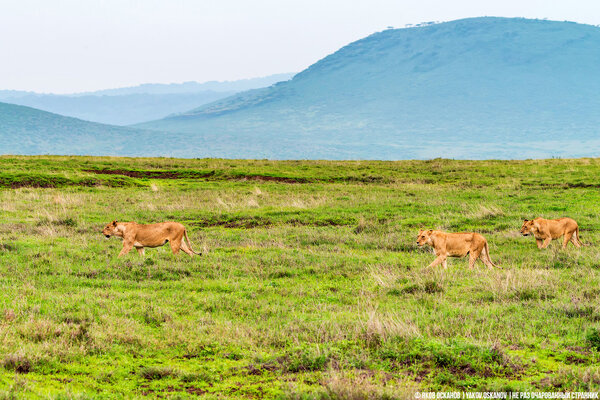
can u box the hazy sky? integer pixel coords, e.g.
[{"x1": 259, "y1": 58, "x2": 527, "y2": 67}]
[{"x1": 1, "y1": 0, "x2": 599, "y2": 93}]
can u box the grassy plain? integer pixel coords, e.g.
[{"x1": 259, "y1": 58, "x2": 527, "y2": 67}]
[{"x1": 0, "y1": 156, "x2": 599, "y2": 399}]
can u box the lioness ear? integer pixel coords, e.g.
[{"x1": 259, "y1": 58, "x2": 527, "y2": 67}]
[
  {"x1": 112, "y1": 220, "x2": 117, "y2": 226},
  {"x1": 418, "y1": 229, "x2": 423, "y2": 234},
  {"x1": 523, "y1": 219, "x2": 528, "y2": 222},
  {"x1": 427, "y1": 229, "x2": 433, "y2": 234}
]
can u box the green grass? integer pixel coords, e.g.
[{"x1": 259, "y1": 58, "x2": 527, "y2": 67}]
[{"x1": 0, "y1": 156, "x2": 599, "y2": 398}]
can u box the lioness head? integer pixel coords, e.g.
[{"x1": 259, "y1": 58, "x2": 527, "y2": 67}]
[
  {"x1": 520, "y1": 219, "x2": 535, "y2": 236},
  {"x1": 102, "y1": 220, "x2": 120, "y2": 238},
  {"x1": 416, "y1": 229, "x2": 433, "y2": 246}
]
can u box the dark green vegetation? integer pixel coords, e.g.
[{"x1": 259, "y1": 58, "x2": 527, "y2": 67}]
[
  {"x1": 1, "y1": 156, "x2": 599, "y2": 398},
  {"x1": 139, "y1": 17, "x2": 600, "y2": 159}
]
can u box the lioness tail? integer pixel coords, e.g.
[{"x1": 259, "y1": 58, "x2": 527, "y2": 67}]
[
  {"x1": 184, "y1": 229, "x2": 202, "y2": 255},
  {"x1": 575, "y1": 226, "x2": 585, "y2": 247},
  {"x1": 484, "y1": 242, "x2": 501, "y2": 269}
]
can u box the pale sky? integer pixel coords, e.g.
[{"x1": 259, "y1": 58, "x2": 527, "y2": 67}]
[{"x1": 1, "y1": 0, "x2": 599, "y2": 93}]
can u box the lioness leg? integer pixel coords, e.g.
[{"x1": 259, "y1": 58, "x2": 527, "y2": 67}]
[
  {"x1": 169, "y1": 237, "x2": 182, "y2": 254},
  {"x1": 179, "y1": 240, "x2": 195, "y2": 257},
  {"x1": 118, "y1": 242, "x2": 134, "y2": 257},
  {"x1": 541, "y1": 237, "x2": 552, "y2": 249},
  {"x1": 480, "y1": 248, "x2": 498, "y2": 269},
  {"x1": 468, "y1": 250, "x2": 482, "y2": 269},
  {"x1": 442, "y1": 259, "x2": 447, "y2": 269},
  {"x1": 136, "y1": 247, "x2": 145, "y2": 256},
  {"x1": 563, "y1": 232, "x2": 574, "y2": 249},
  {"x1": 427, "y1": 255, "x2": 446, "y2": 268},
  {"x1": 536, "y1": 239, "x2": 543, "y2": 249}
]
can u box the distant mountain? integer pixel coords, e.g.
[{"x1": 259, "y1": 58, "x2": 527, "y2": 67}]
[
  {"x1": 137, "y1": 17, "x2": 600, "y2": 159},
  {"x1": 0, "y1": 101, "x2": 279, "y2": 158},
  {"x1": 0, "y1": 102, "x2": 164, "y2": 156},
  {"x1": 0, "y1": 73, "x2": 294, "y2": 126},
  {"x1": 76, "y1": 73, "x2": 295, "y2": 96},
  {"x1": 0, "y1": 92, "x2": 236, "y2": 126}
]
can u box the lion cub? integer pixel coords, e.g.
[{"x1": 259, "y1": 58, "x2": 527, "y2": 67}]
[
  {"x1": 102, "y1": 220, "x2": 201, "y2": 257},
  {"x1": 520, "y1": 217, "x2": 582, "y2": 249},
  {"x1": 417, "y1": 230, "x2": 498, "y2": 269}
]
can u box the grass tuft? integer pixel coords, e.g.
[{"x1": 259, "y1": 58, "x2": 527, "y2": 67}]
[
  {"x1": 2, "y1": 354, "x2": 32, "y2": 374},
  {"x1": 138, "y1": 366, "x2": 176, "y2": 380}
]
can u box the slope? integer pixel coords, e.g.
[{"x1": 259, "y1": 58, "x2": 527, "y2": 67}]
[
  {"x1": 0, "y1": 102, "x2": 167, "y2": 156},
  {"x1": 138, "y1": 17, "x2": 600, "y2": 159},
  {"x1": 0, "y1": 73, "x2": 294, "y2": 126}
]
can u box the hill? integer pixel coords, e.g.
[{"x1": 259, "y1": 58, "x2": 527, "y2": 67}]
[
  {"x1": 138, "y1": 17, "x2": 600, "y2": 159},
  {"x1": 0, "y1": 73, "x2": 293, "y2": 126},
  {"x1": 0, "y1": 92, "x2": 236, "y2": 126},
  {"x1": 0, "y1": 102, "x2": 167, "y2": 156}
]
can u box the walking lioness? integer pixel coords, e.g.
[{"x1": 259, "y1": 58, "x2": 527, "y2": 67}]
[
  {"x1": 520, "y1": 217, "x2": 582, "y2": 249},
  {"x1": 102, "y1": 221, "x2": 201, "y2": 257},
  {"x1": 416, "y1": 230, "x2": 499, "y2": 269}
]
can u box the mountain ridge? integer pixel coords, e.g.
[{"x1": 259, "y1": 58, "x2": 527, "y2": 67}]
[
  {"x1": 3, "y1": 17, "x2": 600, "y2": 159},
  {"x1": 0, "y1": 73, "x2": 294, "y2": 125},
  {"x1": 136, "y1": 17, "x2": 600, "y2": 159}
]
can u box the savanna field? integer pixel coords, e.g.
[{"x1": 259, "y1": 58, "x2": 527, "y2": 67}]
[{"x1": 0, "y1": 156, "x2": 599, "y2": 399}]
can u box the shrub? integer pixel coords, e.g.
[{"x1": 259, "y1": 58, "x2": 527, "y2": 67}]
[
  {"x1": 586, "y1": 328, "x2": 600, "y2": 351},
  {"x1": 139, "y1": 366, "x2": 175, "y2": 380},
  {"x1": 283, "y1": 346, "x2": 331, "y2": 373},
  {"x1": 56, "y1": 217, "x2": 77, "y2": 227},
  {"x1": 423, "y1": 280, "x2": 443, "y2": 293},
  {"x1": 3, "y1": 354, "x2": 32, "y2": 374}
]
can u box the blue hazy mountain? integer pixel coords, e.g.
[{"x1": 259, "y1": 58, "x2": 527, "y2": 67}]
[
  {"x1": 0, "y1": 101, "x2": 268, "y2": 157},
  {"x1": 137, "y1": 17, "x2": 600, "y2": 160},
  {"x1": 0, "y1": 102, "x2": 168, "y2": 156},
  {"x1": 0, "y1": 92, "x2": 236, "y2": 126},
  {"x1": 74, "y1": 73, "x2": 295, "y2": 96},
  {"x1": 0, "y1": 74, "x2": 294, "y2": 126}
]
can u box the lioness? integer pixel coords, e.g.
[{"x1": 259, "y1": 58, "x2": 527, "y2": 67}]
[
  {"x1": 102, "y1": 221, "x2": 201, "y2": 257},
  {"x1": 416, "y1": 230, "x2": 499, "y2": 269},
  {"x1": 520, "y1": 217, "x2": 582, "y2": 249}
]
